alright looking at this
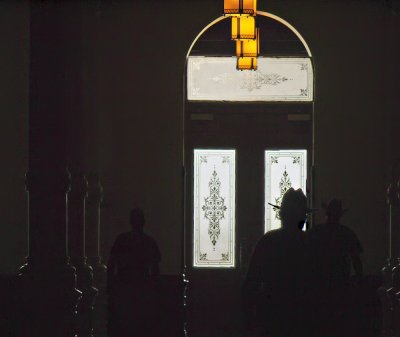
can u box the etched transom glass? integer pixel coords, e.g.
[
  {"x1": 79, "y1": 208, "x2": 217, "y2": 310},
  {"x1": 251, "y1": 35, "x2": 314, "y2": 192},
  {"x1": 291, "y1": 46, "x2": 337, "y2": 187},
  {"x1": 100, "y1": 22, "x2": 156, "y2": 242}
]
[
  {"x1": 193, "y1": 149, "x2": 236, "y2": 268},
  {"x1": 265, "y1": 150, "x2": 307, "y2": 232},
  {"x1": 187, "y1": 57, "x2": 313, "y2": 102}
]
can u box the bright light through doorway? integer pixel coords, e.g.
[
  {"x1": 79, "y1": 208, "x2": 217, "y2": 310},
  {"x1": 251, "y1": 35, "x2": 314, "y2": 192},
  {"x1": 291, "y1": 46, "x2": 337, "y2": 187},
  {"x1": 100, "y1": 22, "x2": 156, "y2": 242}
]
[
  {"x1": 265, "y1": 150, "x2": 307, "y2": 233},
  {"x1": 193, "y1": 149, "x2": 236, "y2": 268}
]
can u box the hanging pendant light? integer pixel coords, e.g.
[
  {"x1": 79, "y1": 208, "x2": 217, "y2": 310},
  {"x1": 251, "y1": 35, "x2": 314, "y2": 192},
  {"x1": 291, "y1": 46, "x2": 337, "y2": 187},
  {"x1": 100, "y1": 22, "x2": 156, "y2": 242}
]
[
  {"x1": 224, "y1": 0, "x2": 259, "y2": 71},
  {"x1": 237, "y1": 56, "x2": 258, "y2": 70},
  {"x1": 231, "y1": 16, "x2": 256, "y2": 40},
  {"x1": 224, "y1": 0, "x2": 257, "y2": 15},
  {"x1": 236, "y1": 28, "x2": 259, "y2": 57}
]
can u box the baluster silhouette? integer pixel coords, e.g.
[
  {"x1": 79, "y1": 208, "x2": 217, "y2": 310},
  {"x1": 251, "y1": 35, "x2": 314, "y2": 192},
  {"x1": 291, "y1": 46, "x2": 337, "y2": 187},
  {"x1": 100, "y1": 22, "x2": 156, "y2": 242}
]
[
  {"x1": 380, "y1": 167, "x2": 400, "y2": 337},
  {"x1": 68, "y1": 174, "x2": 98, "y2": 337},
  {"x1": 86, "y1": 173, "x2": 107, "y2": 336}
]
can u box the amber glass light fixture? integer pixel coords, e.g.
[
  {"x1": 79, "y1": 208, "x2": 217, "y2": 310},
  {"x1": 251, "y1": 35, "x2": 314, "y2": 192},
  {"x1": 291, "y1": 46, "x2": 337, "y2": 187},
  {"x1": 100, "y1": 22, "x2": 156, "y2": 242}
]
[
  {"x1": 224, "y1": 0, "x2": 257, "y2": 15},
  {"x1": 231, "y1": 16, "x2": 256, "y2": 40},
  {"x1": 236, "y1": 28, "x2": 259, "y2": 57},
  {"x1": 224, "y1": 0, "x2": 259, "y2": 70},
  {"x1": 237, "y1": 56, "x2": 257, "y2": 70}
]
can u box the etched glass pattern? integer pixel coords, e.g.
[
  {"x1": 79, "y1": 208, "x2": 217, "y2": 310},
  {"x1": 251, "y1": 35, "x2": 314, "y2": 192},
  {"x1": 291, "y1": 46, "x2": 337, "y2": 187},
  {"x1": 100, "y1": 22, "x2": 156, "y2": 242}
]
[
  {"x1": 265, "y1": 150, "x2": 307, "y2": 232},
  {"x1": 193, "y1": 149, "x2": 236, "y2": 268},
  {"x1": 187, "y1": 57, "x2": 313, "y2": 102}
]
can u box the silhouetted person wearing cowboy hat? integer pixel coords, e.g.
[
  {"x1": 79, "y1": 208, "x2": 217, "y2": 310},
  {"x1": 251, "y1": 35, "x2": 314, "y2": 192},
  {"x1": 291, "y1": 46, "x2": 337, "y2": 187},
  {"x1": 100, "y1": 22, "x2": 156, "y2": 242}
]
[
  {"x1": 309, "y1": 199, "x2": 363, "y2": 287},
  {"x1": 308, "y1": 199, "x2": 363, "y2": 337},
  {"x1": 243, "y1": 188, "x2": 313, "y2": 337}
]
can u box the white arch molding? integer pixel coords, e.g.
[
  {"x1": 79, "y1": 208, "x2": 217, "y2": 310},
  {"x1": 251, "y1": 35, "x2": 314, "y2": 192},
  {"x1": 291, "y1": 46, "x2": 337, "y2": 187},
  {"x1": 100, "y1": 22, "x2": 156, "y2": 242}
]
[
  {"x1": 185, "y1": 11, "x2": 313, "y2": 59},
  {"x1": 182, "y1": 11, "x2": 315, "y2": 269}
]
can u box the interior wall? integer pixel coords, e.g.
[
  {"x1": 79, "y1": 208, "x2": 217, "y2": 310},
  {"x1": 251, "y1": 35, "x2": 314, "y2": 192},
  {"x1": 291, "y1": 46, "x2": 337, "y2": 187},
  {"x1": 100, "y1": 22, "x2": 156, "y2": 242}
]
[
  {"x1": 0, "y1": 2, "x2": 29, "y2": 273},
  {"x1": 81, "y1": 1, "x2": 223, "y2": 275},
  {"x1": 283, "y1": 0, "x2": 395, "y2": 274},
  {"x1": 84, "y1": 0, "x2": 398, "y2": 274},
  {"x1": 0, "y1": 0, "x2": 399, "y2": 275}
]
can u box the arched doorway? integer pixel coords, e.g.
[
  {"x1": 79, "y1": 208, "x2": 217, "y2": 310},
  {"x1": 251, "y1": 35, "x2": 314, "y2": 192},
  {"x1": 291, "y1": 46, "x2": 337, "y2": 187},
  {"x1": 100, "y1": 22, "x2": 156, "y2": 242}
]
[{"x1": 183, "y1": 11, "x2": 314, "y2": 337}]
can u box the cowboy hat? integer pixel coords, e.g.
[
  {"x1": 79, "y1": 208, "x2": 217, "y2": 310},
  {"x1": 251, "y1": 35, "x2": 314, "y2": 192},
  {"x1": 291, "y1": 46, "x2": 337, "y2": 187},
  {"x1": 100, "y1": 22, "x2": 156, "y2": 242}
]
[
  {"x1": 268, "y1": 188, "x2": 318, "y2": 214},
  {"x1": 321, "y1": 199, "x2": 349, "y2": 216}
]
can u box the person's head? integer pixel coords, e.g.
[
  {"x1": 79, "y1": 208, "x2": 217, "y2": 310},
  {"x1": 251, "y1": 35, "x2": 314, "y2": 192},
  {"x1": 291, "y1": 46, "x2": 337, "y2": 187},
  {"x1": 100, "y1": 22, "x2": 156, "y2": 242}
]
[
  {"x1": 130, "y1": 208, "x2": 145, "y2": 230},
  {"x1": 322, "y1": 199, "x2": 348, "y2": 224},
  {"x1": 279, "y1": 188, "x2": 308, "y2": 230}
]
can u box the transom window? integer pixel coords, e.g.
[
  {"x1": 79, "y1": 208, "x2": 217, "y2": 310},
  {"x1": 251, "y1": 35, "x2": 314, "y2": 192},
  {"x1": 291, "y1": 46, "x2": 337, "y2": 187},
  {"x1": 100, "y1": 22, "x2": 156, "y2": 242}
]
[{"x1": 187, "y1": 57, "x2": 313, "y2": 102}]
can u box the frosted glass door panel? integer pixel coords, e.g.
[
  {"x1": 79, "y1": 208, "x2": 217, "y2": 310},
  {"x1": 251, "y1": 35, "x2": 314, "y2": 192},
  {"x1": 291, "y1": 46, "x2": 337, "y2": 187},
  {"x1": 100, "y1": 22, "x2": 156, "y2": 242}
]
[
  {"x1": 193, "y1": 149, "x2": 236, "y2": 268},
  {"x1": 265, "y1": 150, "x2": 307, "y2": 232}
]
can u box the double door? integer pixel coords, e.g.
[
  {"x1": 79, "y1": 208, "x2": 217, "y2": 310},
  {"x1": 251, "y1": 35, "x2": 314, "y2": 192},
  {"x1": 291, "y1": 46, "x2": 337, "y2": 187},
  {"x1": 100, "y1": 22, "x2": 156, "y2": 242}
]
[{"x1": 184, "y1": 108, "x2": 312, "y2": 337}]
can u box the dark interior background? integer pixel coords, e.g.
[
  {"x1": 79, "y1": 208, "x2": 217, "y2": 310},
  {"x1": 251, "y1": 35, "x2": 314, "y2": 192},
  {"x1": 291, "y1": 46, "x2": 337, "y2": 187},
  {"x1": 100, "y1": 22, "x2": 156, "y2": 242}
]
[{"x1": 0, "y1": 0, "x2": 399, "y2": 276}]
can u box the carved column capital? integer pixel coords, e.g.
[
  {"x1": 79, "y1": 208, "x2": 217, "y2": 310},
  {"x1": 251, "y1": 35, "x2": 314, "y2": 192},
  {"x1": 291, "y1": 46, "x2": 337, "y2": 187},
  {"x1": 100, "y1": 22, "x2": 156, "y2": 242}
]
[
  {"x1": 68, "y1": 173, "x2": 88, "y2": 201},
  {"x1": 397, "y1": 178, "x2": 400, "y2": 202},
  {"x1": 86, "y1": 173, "x2": 103, "y2": 205},
  {"x1": 387, "y1": 182, "x2": 399, "y2": 207}
]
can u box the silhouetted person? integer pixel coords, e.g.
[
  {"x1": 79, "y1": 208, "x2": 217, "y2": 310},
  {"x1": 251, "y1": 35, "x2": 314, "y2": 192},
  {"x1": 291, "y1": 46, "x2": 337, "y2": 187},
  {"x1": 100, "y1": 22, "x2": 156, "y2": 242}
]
[
  {"x1": 107, "y1": 208, "x2": 161, "y2": 337},
  {"x1": 243, "y1": 188, "x2": 313, "y2": 337},
  {"x1": 309, "y1": 199, "x2": 363, "y2": 286},
  {"x1": 308, "y1": 199, "x2": 363, "y2": 336}
]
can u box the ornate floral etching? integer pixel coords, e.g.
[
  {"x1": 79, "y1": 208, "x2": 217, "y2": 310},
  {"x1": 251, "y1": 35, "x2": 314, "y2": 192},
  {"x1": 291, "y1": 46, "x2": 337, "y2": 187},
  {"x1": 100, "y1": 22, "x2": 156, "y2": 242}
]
[
  {"x1": 211, "y1": 71, "x2": 289, "y2": 91},
  {"x1": 192, "y1": 87, "x2": 200, "y2": 96},
  {"x1": 240, "y1": 72, "x2": 290, "y2": 91},
  {"x1": 300, "y1": 89, "x2": 308, "y2": 96},
  {"x1": 265, "y1": 150, "x2": 307, "y2": 233},
  {"x1": 211, "y1": 73, "x2": 233, "y2": 84},
  {"x1": 200, "y1": 253, "x2": 208, "y2": 261},
  {"x1": 300, "y1": 63, "x2": 308, "y2": 71},
  {"x1": 192, "y1": 60, "x2": 202, "y2": 71},
  {"x1": 279, "y1": 170, "x2": 292, "y2": 196},
  {"x1": 292, "y1": 156, "x2": 301, "y2": 164},
  {"x1": 273, "y1": 169, "x2": 292, "y2": 220},
  {"x1": 194, "y1": 149, "x2": 235, "y2": 267},
  {"x1": 188, "y1": 57, "x2": 313, "y2": 101},
  {"x1": 202, "y1": 171, "x2": 227, "y2": 247},
  {"x1": 222, "y1": 156, "x2": 230, "y2": 164}
]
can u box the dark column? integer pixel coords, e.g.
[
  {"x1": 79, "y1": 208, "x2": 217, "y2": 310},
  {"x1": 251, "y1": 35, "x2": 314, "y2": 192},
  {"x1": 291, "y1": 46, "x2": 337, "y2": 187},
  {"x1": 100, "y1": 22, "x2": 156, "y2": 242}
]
[
  {"x1": 86, "y1": 173, "x2": 107, "y2": 287},
  {"x1": 16, "y1": 3, "x2": 81, "y2": 337},
  {"x1": 68, "y1": 174, "x2": 98, "y2": 337},
  {"x1": 62, "y1": 2, "x2": 98, "y2": 335}
]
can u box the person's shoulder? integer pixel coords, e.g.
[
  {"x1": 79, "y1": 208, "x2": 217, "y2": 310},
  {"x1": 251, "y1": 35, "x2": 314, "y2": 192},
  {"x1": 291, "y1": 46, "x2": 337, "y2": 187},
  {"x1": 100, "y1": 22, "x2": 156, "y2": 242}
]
[
  {"x1": 110, "y1": 231, "x2": 132, "y2": 253},
  {"x1": 116, "y1": 231, "x2": 132, "y2": 240},
  {"x1": 260, "y1": 229, "x2": 280, "y2": 239},
  {"x1": 112, "y1": 231, "x2": 132, "y2": 245},
  {"x1": 112, "y1": 231, "x2": 128, "y2": 241},
  {"x1": 142, "y1": 233, "x2": 160, "y2": 247},
  {"x1": 339, "y1": 224, "x2": 358, "y2": 237},
  {"x1": 339, "y1": 225, "x2": 362, "y2": 243},
  {"x1": 256, "y1": 229, "x2": 282, "y2": 246},
  {"x1": 142, "y1": 232, "x2": 156, "y2": 241},
  {"x1": 308, "y1": 223, "x2": 332, "y2": 235},
  {"x1": 307, "y1": 224, "x2": 330, "y2": 243}
]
